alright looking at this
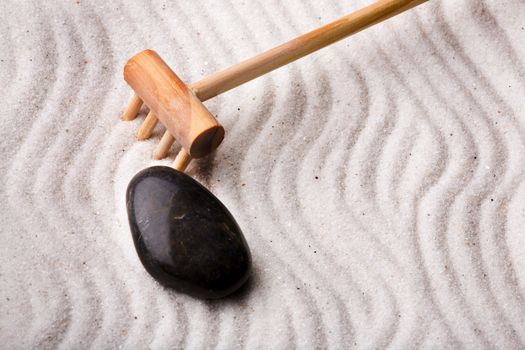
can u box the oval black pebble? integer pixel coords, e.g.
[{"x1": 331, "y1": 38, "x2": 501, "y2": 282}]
[{"x1": 126, "y1": 166, "x2": 251, "y2": 299}]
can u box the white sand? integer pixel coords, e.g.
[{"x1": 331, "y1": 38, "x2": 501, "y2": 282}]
[{"x1": 1, "y1": 0, "x2": 525, "y2": 348}]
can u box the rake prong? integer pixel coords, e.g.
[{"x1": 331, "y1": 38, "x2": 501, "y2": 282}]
[
  {"x1": 172, "y1": 148, "x2": 192, "y2": 172},
  {"x1": 153, "y1": 130, "x2": 175, "y2": 159},
  {"x1": 137, "y1": 111, "x2": 159, "y2": 140},
  {"x1": 121, "y1": 94, "x2": 143, "y2": 121}
]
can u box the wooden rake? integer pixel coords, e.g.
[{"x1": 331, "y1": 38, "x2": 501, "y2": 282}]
[{"x1": 120, "y1": 0, "x2": 427, "y2": 172}]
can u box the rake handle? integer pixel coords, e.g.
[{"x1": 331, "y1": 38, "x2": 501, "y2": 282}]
[{"x1": 191, "y1": 0, "x2": 427, "y2": 101}]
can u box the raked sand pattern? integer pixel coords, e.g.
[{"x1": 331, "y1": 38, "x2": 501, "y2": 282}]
[{"x1": 1, "y1": 0, "x2": 525, "y2": 348}]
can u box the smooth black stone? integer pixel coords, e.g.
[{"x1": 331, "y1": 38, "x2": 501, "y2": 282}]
[{"x1": 126, "y1": 166, "x2": 251, "y2": 299}]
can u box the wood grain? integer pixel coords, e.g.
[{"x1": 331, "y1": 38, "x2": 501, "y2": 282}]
[{"x1": 124, "y1": 50, "x2": 224, "y2": 158}]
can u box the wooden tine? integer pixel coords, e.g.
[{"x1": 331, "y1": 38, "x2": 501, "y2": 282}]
[
  {"x1": 121, "y1": 94, "x2": 143, "y2": 121},
  {"x1": 172, "y1": 148, "x2": 192, "y2": 172},
  {"x1": 137, "y1": 111, "x2": 159, "y2": 140},
  {"x1": 153, "y1": 130, "x2": 176, "y2": 160}
]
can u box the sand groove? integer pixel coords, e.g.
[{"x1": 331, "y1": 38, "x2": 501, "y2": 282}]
[{"x1": 1, "y1": 1, "x2": 524, "y2": 349}]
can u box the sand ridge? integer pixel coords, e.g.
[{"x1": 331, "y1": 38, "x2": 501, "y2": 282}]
[{"x1": 1, "y1": 0, "x2": 524, "y2": 348}]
